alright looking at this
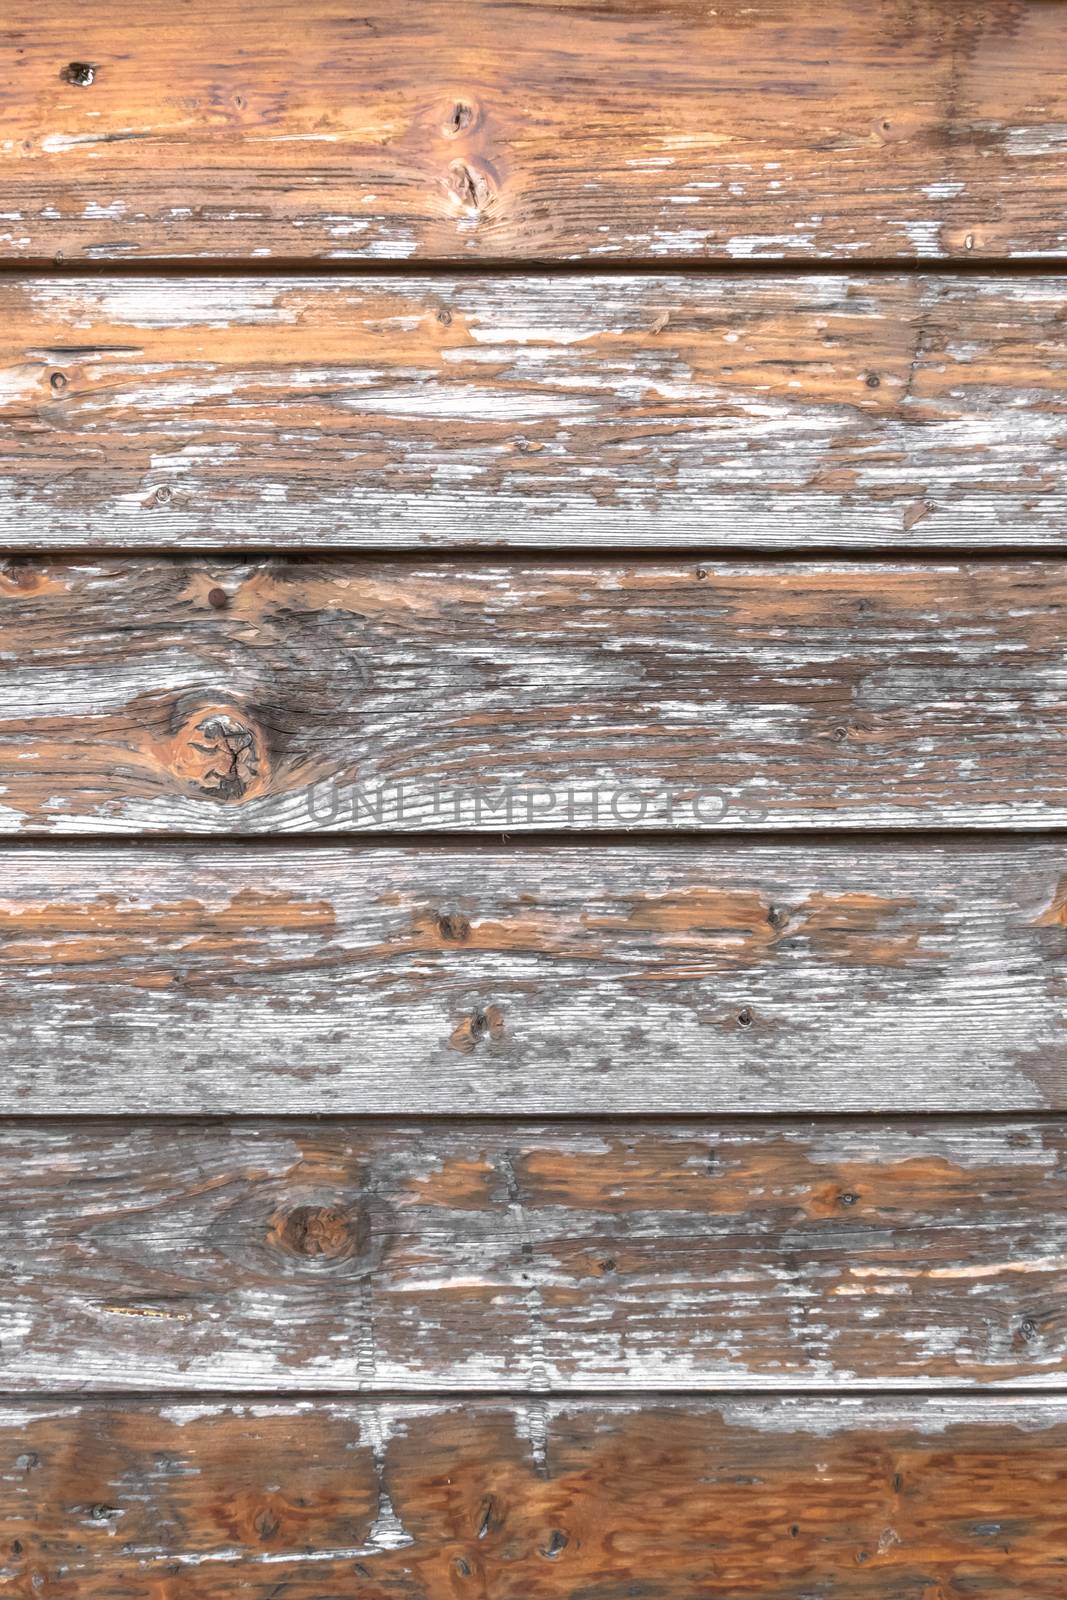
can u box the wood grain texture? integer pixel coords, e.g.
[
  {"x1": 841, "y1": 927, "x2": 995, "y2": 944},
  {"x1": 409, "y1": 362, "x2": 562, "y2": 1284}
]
[
  {"x1": 5, "y1": 1117, "x2": 1067, "y2": 1392},
  {"x1": 2, "y1": 840, "x2": 1067, "y2": 1113},
  {"x1": 5, "y1": 1397, "x2": 1067, "y2": 1597},
  {"x1": 5, "y1": 275, "x2": 1067, "y2": 549},
  {"x1": 4, "y1": 1, "x2": 1067, "y2": 262},
  {"x1": 3, "y1": 557, "x2": 1067, "y2": 832}
]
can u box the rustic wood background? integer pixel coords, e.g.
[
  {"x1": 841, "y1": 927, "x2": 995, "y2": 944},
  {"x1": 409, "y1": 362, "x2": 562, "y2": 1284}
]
[{"x1": 2, "y1": 0, "x2": 1067, "y2": 1593}]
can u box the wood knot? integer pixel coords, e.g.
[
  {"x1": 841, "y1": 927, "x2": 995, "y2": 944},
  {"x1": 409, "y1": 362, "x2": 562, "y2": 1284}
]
[
  {"x1": 437, "y1": 911, "x2": 471, "y2": 942},
  {"x1": 167, "y1": 703, "x2": 266, "y2": 803},
  {"x1": 269, "y1": 1202, "x2": 369, "y2": 1267},
  {"x1": 0, "y1": 558, "x2": 47, "y2": 594},
  {"x1": 447, "y1": 159, "x2": 495, "y2": 216},
  {"x1": 449, "y1": 1003, "x2": 505, "y2": 1054},
  {"x1": 62, "y1": 61, "x2": 95, "y2": 85},
  {"x1": 442, "y1": 98, "x2": 479, "y2": 137}
]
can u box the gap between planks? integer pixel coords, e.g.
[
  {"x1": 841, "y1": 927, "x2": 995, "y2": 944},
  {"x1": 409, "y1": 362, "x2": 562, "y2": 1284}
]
[
  {"x1": 6, "y1": 545, "x2": 1067, "y2": 564},
  {"x1": 6, "y1": 257, "x2": 1067, "y2": 279}
]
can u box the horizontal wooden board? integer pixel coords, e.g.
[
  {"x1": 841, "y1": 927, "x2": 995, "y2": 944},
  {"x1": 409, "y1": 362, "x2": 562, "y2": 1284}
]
[
  {"x1": 6, "y1": 1397, "x2": 1067, "y2": 1597},
  {"x1": 5, "y1": 275, "x2": 1067, "y2": 549},
  {"x1": 5, "y1": 1117, "x2": 1067, "y2": 1392},
  {"x1": 4, "y1": 1, "x2": 1067, "y2": 261},
  {"x1": 2, "y1": 839, "x2": 1066, "y2": 1113},
  {"x1": 2, "y1": 557, "x2": 1067, "y2": 831}
]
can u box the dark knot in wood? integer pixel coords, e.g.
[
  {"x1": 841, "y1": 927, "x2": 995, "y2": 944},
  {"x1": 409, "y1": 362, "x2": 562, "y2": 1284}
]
[{"x1": 269, "y1": 1203, "x2": 370, "y2": 1267}]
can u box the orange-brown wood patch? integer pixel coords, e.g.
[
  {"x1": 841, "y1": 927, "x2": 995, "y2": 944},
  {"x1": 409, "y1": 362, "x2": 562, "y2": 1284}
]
[{"x1": 6, "y1": 1399, "x2": 1067, "y2": 1598}]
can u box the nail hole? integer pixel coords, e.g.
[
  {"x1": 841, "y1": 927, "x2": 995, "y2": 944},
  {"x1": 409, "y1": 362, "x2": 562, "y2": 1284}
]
[
  {"x1": 153, "y1": 485, "x2": 172, "y2": 506},
  {"x1": 865, "y1": 372, "x2": 881, "y2": 388},
  {"x1": 436, "y1": 307, "x2": 453, "y2": 325},
  {"x1": 49, "y1": 371, "x2": 67, "y2": 392},
  {"x1": 832, "y1": 725, "x2": 849, "y2": 743},
  {"x1": 839, "y1": 1191, "x2": 859, "y2": 1207},
  {"x1": 62, "y1": 62, "x2": 95, "y2": 86},
  {"x1": 736, "y1": 1007, "x2": 754, "y2": 1028}
]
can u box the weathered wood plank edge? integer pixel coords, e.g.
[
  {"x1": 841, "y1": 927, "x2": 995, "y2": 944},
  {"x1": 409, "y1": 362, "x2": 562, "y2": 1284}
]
[
  {"x1": 3, "y1": 826, "x2": 1067, "y2": 846},
  {"x1": 5, "y1": 1110, "x2": 1067, "y2": 1125},
  {"x1": 5, "y1": 1387, "x2": 1067, "y2": 1400}
]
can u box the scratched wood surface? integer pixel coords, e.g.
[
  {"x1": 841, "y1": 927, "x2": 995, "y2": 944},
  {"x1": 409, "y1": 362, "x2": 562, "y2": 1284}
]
[
  {"x1": 4, "y1": 557, "x2": 1067, "y2": 832},
  {"x1": 5, "y1": 275, "x2": 1067, "y2": 549},
  {"x1": 3, "y1": 840, "x2": 1067, "y2": 1114},
  {"x1": 4, "y1": 1117, "x2": 1067, "y2": 1392},
  {"x1": 4, "y1": 0, "x2": 1067, "y2": 263},
  {"x1": 6, "y1": 1397, "x2": 1067, "y2": 1598}
]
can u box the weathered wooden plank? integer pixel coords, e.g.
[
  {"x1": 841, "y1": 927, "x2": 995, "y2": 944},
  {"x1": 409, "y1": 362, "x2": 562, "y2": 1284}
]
[
  {"x1": 5, "y1": 275, "x2": 1067, "y2": 549},
  {"x1": 2, "y1": 557, "x2": 1067, "y2": 832},
  {"x1": 4, "y1": 1, "x2": 1067, "y2": 262},
  {"x1": 5, "y1": 1397, "x2": 1067, "y2": 1597},
  {"x1": 2, "y1": 840, "x2": 1066, "y2": 1113},
  {"x1": 5, "y1": 1117, "x2": 1067, "y2": 1392}
]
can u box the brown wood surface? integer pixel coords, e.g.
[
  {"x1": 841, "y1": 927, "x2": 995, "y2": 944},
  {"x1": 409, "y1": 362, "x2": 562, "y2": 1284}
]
[
  {"x1": 4, "y1": 275, "x2": 1067, "y2": 549},
  {"x1": 2, "y1": 839, "x2": 1066, "y2": 1114},
  {"x1": 2, "y1": 557, "x2": 1066, "y2": 832},
  {"x1": 4, "y1": 1117, "x2": 1067, "y2": 1392},
  {"x1": 5, "y1": 1397, "x2": 1067, "y2": 1597},
  {"x1": 4, "y1": 0, "x2": 1067, "y2": 263}
]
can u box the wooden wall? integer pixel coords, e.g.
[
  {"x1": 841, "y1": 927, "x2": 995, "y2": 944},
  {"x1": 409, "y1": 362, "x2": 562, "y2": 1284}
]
[{"x1": 2, "y1": 1, "x2": 1067, "y2": 1593}]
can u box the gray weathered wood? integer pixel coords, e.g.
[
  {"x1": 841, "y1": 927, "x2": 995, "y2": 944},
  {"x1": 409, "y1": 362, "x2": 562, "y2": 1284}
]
[
  {"x1": 1, "y1": 840, "x2": 1066, "y2": 1113},
  {"x1": 6, "y1": 1397, "x2": 1067, "y2": 1597},
  {"x1": 3, "y1": 557, "x2": 1067, "y2": 831},
  {"x1": 3, "y1": 1117, "x2": 1067, "y2": 1392},
  {"x1": 4, "y1": 276, "x2": 1067, "y2": 548}
]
